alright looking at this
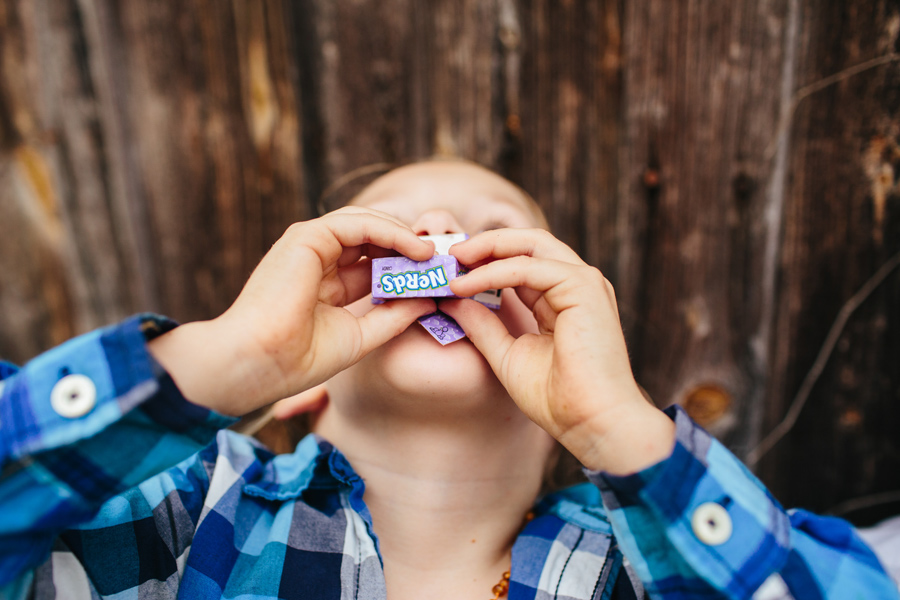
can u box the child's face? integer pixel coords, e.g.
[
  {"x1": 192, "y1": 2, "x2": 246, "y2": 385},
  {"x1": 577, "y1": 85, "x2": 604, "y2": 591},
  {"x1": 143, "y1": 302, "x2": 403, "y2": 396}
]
[
  {"x1": 351, "y1": 161, "x2": 546, "y2": 234},
  {"x1": 328, "y1": 161, "x2": 544, "y2": 411}
]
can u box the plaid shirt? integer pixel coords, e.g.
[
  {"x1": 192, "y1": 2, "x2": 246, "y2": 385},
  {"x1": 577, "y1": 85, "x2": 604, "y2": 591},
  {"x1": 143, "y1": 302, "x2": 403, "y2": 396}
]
[{"x1": 0, "y1": 315, "x2": 895, "y2": 600}]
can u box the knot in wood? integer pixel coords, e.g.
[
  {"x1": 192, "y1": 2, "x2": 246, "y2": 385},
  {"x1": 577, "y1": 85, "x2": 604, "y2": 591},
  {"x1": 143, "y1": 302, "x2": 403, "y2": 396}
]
[
  {"x1": 506, "y1": 114, "x2": 522, "y2": 136},
  {"x1": 642, "y1": 168, "x2": 660, "y2": 189},
  {"x1": 839, "y1": 407, "x2": 863, "y2": 428},
  {"x1": 682, "y1": 384, "x2": 731, "y2": 427}
]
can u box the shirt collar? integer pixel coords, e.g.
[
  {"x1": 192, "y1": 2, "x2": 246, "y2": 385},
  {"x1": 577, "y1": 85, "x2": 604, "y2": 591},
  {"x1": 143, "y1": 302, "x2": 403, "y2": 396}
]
[
  {"x1": 242, "y1": 433, "x2": 361, "y2": 501},
  {"x1": 240, "y1": 433, "x2": 613, "y2": 535}
]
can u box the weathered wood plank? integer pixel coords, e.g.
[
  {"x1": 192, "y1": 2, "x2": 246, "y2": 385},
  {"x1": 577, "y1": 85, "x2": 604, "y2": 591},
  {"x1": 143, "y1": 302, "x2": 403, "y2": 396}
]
[
  {"x1": 298, "y1": 0, "x2": 512, "y2": 211},
  {"x1": 89, "y1": 0, "x2": 306, "y2": 322},
  {"x1": 0, "y1": 0, "x2": 125, "y2": 361},
  {"x1": 516, "y1": 0, "x2": 621, "y2": 274},
  {"x1": 1, "y1": 0, "x2": 898, "y2": 524},
  {"x1": 758, "y1": 0, "x2": 900, "y2": 521},
  {"x1": 617, "y1": 0, "x2": 793, "y2": 459}
]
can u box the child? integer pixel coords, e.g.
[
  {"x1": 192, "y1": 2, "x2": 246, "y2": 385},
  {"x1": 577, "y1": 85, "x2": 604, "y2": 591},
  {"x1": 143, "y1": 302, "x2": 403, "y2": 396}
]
[{"x1": 0, "y1": 160, "x2": 895, "y2": 599}]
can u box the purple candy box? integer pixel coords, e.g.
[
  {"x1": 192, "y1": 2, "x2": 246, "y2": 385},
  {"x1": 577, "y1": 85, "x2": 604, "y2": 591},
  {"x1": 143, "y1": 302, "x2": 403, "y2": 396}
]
[
  {"x1": 370, "y1": 234, "x2": 502, "y2": 345},
  {"x1": 372, "y1": 255, "x2": 459, "y2": 300}
]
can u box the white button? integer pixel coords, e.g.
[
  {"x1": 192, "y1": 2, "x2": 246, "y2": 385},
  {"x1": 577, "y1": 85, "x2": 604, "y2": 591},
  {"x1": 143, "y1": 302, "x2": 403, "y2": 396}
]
[
  {"x1": 50, "y1": 374, "x2": 97, "y2": 418},
  {"x1": 691, "y1": 502, "x2": 732, "y2": 545}
]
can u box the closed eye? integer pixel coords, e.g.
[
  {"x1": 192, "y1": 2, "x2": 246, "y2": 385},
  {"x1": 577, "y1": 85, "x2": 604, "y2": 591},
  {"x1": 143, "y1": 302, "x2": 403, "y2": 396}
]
[{"x1": 478, "y1": 220, "x2": 509, "y2": 232}]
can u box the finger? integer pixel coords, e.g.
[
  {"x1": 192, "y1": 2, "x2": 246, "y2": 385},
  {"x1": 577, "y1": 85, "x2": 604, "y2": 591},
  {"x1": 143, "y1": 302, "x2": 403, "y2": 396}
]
[
  {"x1": 272, "y1": 384, "x2": 329, "y2": 419},
  {"x1": 337, "y1": 242, "x2": 423, "y2": 269},
  {"x1": 450, "y1": 256, "x2": 592, "y2": 313},
  {"x1": 359, "y1": 244, "x2": 414, "y2": 260},
  {"x1": 335, "y1": 258, "x2": 375, "y2": 304},
  {"x1": 439, "y1": 299, "x2": 516, "y2": 376},
  {"x1": 336, "y1": 248, "x2": 451, "y2": 306},
  {"x1": 512, "y1": 285, "x2": 542, "y2": 312},
  {"x1": 325, "y1": 208, "x2": 435, "y2": 258},
  {"x1": 314, "y1": 212, "x2": 435, "y2": 264},
  {"x1": 450, "y1": 228, "x2": 583, "y2": 266},
  {"x1": 354, "y1": 298, "x2": 437, "y2": 358},
  {"x1": 337, "y1": 245, "x2": 364, "y2": 268},
  {"x1": 528, "y1": 294, "x2": 559, "y2": 334},
  {"x1": 328, "y1": 205, "x2": 410, "y2": 229}
]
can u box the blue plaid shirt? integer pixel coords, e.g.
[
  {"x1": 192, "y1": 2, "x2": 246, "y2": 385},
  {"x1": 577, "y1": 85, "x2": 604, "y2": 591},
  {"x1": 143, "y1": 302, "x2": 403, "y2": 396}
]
[{"x1": 0, "y1": 315, "x2": 895, "y2": 599}]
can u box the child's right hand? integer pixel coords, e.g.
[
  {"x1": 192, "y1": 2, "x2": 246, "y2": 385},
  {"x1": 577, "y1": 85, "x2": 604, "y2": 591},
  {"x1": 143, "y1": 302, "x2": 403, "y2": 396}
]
[
  {"x1": 148, "y1": 208, "x2": 436, "y2": 417},
  {"x1": 442, "y1": 228, "x2": 675, "y2": 475}
]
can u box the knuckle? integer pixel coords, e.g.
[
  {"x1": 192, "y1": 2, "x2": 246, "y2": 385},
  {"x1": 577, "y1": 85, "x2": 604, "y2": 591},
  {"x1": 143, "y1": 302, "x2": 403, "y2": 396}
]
[
  {"x1": 510, "y1": 255, "x2": 534, "y2": 270},
  {"x1": 530, "y1": 228, "x2": 555, "y2": 249},
  {"x1": 286, "y1": 221, "x2": 306, "y2": 235},
  {"x1": 604, "y1": 278, "x2": 616, "y2": 295},
  {"x1": 532, "y1": 228, "x2": 555, "y2": 241},
  {"x1": 283, "y1": 221, "x2": 313, "y2": 244},
  {"x1": 580, "y1": 266, "x2": 609, "y2": 289}
]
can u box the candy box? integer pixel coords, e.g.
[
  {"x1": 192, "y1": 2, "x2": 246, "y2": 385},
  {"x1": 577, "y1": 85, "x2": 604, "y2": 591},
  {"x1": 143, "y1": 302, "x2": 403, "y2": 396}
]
[
  {"x1": 370, "y1": 233, "x2": 503, "y2": 345},
  {"x1": 371, "y1": 255, "x2": 460, "y2": 300}
]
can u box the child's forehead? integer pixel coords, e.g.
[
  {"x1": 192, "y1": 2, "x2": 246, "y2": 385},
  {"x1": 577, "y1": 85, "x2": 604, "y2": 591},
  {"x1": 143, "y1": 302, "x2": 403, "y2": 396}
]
[
  {"x1": 354, "y1": 192, "x2": 539, "y2": 231},
  {"x1": 354, "y1": 188, "x2": 525, "y2": 213},
  {"x1": 349, "y1": 163, "x2": 542, "y2": 225}
]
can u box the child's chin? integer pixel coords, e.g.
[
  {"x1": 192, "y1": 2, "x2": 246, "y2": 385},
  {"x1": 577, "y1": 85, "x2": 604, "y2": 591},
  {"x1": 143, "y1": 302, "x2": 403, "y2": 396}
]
[{"x1": 374, "y1": 326, "x2": 504, "y2": 403}]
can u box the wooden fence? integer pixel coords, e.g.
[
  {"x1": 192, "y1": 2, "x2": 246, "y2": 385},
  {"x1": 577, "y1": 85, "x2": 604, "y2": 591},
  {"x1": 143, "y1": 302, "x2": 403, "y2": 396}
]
[{"x1": 1, "y1": 0, "x2": 898, "y2": 524}]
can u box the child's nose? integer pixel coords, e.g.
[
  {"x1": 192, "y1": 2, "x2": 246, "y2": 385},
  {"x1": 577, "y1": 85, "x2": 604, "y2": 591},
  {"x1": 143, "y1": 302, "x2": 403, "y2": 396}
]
[{"x1": 411, "y1": 210, "x2": 464, "y2": 236}]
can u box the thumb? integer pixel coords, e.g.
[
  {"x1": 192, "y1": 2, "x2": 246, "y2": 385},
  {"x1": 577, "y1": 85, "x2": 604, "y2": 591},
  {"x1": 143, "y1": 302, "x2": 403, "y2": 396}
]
[
  {"x1": 355, "y1": 298, "x2": 437, "y2": 358},
  {"x1": 439, "y1": 299, "x2": 516, "y2": 377}
]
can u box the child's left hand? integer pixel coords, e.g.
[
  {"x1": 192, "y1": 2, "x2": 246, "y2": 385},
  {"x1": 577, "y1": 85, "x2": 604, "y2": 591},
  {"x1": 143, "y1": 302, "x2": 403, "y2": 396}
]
[{"x1": 442, "y1": 229, "x2": 675, "y2": 475}]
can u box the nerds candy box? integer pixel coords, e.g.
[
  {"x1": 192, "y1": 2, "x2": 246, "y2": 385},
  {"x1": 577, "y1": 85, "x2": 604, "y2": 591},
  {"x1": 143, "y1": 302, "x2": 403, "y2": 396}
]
[
  {"x1": 370, "y1": 234, "x2": 503, "y2": 345},
  {"x1": 372, "y1": 255, "x2": 459, "y2": 300},
  {"x1": 371, "y1": 233, "x2": 501, "y2": 309}
]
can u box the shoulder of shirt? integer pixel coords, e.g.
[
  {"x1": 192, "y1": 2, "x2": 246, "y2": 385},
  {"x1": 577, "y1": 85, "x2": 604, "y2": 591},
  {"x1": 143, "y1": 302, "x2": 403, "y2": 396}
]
[{"x1": 537, "y1": 482, "x2": 613, "y2": 535}]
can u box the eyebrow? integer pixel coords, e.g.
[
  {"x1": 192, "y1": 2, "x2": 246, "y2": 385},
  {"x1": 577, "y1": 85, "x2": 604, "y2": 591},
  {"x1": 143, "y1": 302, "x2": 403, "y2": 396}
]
[{"x1": 351, "y1": 187, "x2": 541, "y2": 228}]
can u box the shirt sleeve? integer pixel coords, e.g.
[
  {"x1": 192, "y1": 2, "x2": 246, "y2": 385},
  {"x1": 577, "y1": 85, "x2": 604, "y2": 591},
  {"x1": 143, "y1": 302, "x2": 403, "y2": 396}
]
[
  {"x1": 0, "y1": 314, "x2": 237, "y2": 586},
  {"x1": 586, "y1": 405, "x2": 899, "y2": 600}
]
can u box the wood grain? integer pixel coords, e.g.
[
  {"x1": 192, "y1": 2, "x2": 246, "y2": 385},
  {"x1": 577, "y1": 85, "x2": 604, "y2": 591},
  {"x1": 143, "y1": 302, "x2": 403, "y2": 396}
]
[
  {"x1": 0, "y1": 0, "x2": 897, "y2": 522},
  {"x1": 759, "y1": 0, "x2": 900, "y2": 521}
]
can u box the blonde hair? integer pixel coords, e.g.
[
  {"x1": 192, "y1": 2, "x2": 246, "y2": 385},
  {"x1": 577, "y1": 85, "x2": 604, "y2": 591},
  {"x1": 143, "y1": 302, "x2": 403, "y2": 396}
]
[{"x1": 317, "y1": 157, "x2": 550, "y2": 230}]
